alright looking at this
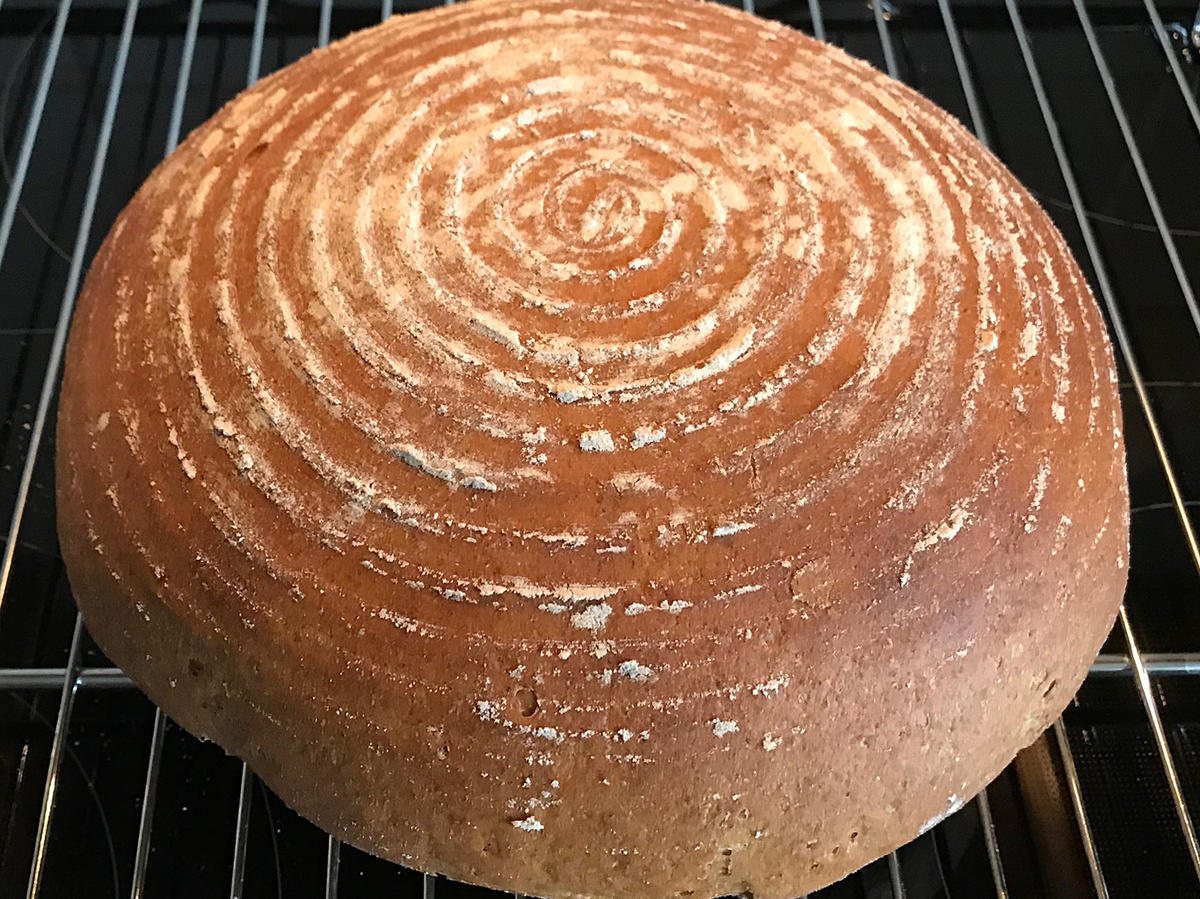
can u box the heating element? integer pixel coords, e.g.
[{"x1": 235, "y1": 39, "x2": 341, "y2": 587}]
[{"x1": 1, "y1": 0, "x2": 1199, "y2": 896}]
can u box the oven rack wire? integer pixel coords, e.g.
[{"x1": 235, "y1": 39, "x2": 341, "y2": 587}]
[{"x1": 1, "y1": 0, "x2": 1199, "y2": 896}]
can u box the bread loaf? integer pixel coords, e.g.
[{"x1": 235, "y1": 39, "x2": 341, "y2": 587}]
[{"x1": 56, "y1": 0, "x2": 1129, "y2": 896}]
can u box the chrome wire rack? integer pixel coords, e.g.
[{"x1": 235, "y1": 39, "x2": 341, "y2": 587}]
[{"x1": 2, "y1": 0, "x2": 1200, "y2": 896}]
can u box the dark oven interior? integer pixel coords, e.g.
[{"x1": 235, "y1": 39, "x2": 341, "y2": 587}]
[{"x1": 3, "y1": 0, "x2": 1200, "y2": 896}]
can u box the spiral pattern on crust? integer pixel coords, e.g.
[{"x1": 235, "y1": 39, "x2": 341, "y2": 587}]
[
  {"x1": 71, "y1": 0, "x2": 1119, "y2": 744},
  {"x1": 60, "y1": 0, "x2": 1125, "y2": 890}
]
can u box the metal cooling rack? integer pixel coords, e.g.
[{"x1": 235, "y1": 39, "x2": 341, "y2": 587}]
[{"x1": 2, "y1": 0, "x2": 1200, "y2": 896}]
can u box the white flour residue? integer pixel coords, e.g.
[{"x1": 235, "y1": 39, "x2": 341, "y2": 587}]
[
  {"x1": 571, "y1": 603, "x2": 612, "y2": 631},
  {"x1": 711, "y1": 719, "x2": 739, "y2": 738},
  {"x1": 616, "y1": 660, "x2": 654, "y2": 681},
  {"x1": 625, "y1": 600, "x2": 692, "y2": 616},
  {"x1": 901, "y1": 505, "x2": 971, "y2": 587},
  {"x1": 712, "y1": 521, "x2": 755, "y2": 538},
  {"x1": 1017, "y1": 321, "x2": 1040, "y2": 363},
  {"x1": 579, "y1": 429, "x2": 615, "y2": 452},
  {"x1": 630, "y1": 425, "x2": 666, "y2": 448},
  {"x1": 1025, "y1": 461, "x2": 1051, "y2": 533}
]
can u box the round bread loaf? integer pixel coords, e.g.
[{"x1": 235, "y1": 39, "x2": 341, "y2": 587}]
[{"x1": 56, "y1": 0, "x2": 1128, "y2": 895}]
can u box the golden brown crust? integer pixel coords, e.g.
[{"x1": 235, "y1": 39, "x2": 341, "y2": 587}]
[{"x1": 56, "y1": 0, "x2": 1128, "y2": 896}]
